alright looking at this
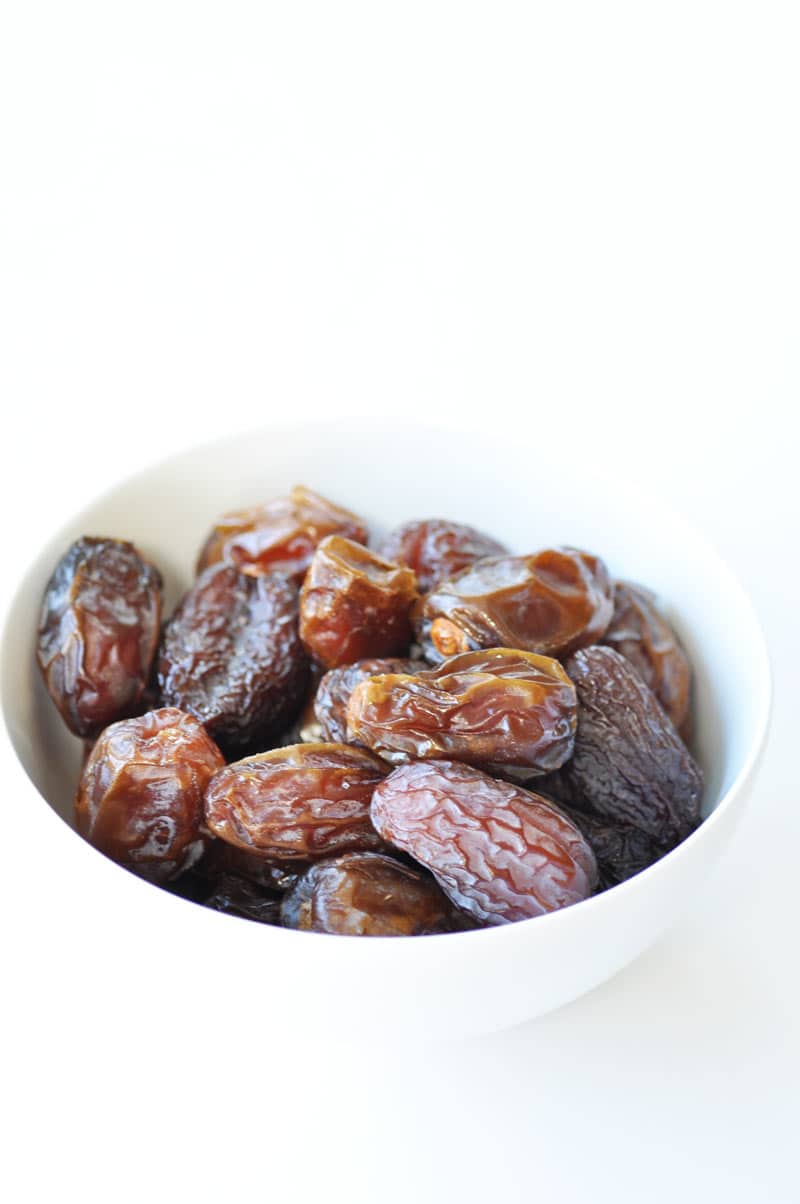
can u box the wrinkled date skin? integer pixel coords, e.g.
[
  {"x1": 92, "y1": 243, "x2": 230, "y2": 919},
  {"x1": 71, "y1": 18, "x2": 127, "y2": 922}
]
[
  {"x1": 371, "y1": 760, "x2": 598, "y2": 925},
  {"x1": 299, "y1": 536, "x2": 419, "y2": 669},
  {"x1": 196, "y1": 486, "x2": 368, "y2": 584},
  {"x1": 204, "y1": 742, "x2": 388, "y2": 860},
  {"x1": 75, "y1": 708, "x2": 225, "y2": 883},
  {"x1": 280, "y1": 852, "x2": 466, "y2": 936},
  {"x1": 601, "y1": 581, "x2": 692, "y2": 738},
  {"x1": 37, "y1": 537, "x2": 163, "y2": 738},
  {"x1": 314, "y1": 656, "x2": 427, "y2": 743},
  {"x1": 158, "y1": 564, "x2": 309, "y2": 756},
  {"x1": 543, "y1": 646, "x2": 702, "y2": 843},
  {"x1": 346, "y1": 647, "x2": 577, "y2": 774},
  {"x1": 413, "y1": 547, "x2": 613, "y2": 664},
  {"x1": 376, "y1": 519, "x2": 508, "y2": 594},
  {"x1": 555, "y1": 803, "x2": 671, "y2": 888},
  {"x1": 202, "y1": 874, "x2": 283, "y2": 925}
]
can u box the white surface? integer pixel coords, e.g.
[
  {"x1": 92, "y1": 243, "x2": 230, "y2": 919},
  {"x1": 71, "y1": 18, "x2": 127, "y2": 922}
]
[
  {"x1": 0, "y1": 4, "x2": 798, "y2": 1202},
  {"x1": 1, "y1": 422, "x2": 771, "y2": 1043}
]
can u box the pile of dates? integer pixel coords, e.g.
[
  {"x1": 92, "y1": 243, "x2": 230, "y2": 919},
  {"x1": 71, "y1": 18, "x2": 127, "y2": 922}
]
[{"x1": 36, "y1": 487, "x2": 703, "y2": 936}]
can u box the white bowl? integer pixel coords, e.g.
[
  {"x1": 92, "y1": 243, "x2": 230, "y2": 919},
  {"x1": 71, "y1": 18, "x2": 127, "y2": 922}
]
[{"x1": 0, "y1": 420, "x2": 771, "y2": 1040}]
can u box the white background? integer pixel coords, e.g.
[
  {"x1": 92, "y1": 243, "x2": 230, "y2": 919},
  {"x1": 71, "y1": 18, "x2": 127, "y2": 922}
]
[{"x1": 1, "y1": 4, "x2": 798, "y2": 1201}]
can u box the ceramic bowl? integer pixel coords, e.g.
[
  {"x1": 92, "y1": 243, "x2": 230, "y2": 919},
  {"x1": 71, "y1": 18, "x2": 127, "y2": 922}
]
[{"x1": 0, "y1": 420, "x2": 771, "y2": 1040}]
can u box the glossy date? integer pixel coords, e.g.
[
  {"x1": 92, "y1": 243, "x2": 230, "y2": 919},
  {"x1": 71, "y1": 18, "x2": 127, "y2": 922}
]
[
  {"x1": 280, "y1": 852, "x2": 466, "y2": 935},
  {"x1": 370, "y1": 760, "x2": 598, "y2": 925},
  {"x1": 204, "y1": 742, "x2": 388, "y2": 860},
  {"x1": 413, "y1": 547, "x2": 613, "y2": 663},
  {"x1": 197, "y1": 486, "x2": 368, "y2": 584},
  {"x1": 158, "y1": 564, "x2": 309, "y2": 755},
  {"x1": 37, "y1": 537, "x2": 163, "y2": 738},
  {"x1": 299, "y1": 536, "x2": 419, "y2": 668},
  {"x1": 346, "y1": 647, "x2": 577, "y2": 774},
  {"x1": 377, "y1": 519, "x2": 507, "y2": 593},
  {"x1": 75, "y1": 707, "x2": 225, "y2": 883}
]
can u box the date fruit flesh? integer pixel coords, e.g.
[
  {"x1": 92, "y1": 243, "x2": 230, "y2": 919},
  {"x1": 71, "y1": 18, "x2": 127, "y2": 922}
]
[
  {"x1": 280, "y1": 852, "x2": 465, "y2": 935},
  {"x1": 37, "y1": 537, "x2": 163, "y2": 738},
  {"x1": 158, "y1": 564, "x2": 309, "y2": 756},
  {"x1": 346, "y1": 647, "x2": 577, "y2": 773},
  {"x1": 299, "y1": 536, "x2": 419, "y2": 669},
  {"x1": 376, "y1": 519, "x2": 508, "y2": 593},
  {"x1": 543, "y1": 646, "x2": 702, "y2": 843},
  {"x1": 196, "y1": 486, "x2": 368, "y2": 584},
  {"x1": 314, "y1": 657, "x2": 427, "y2": 743},
  {"x1": 204, "y1": 742, "x2": 388, "y2": 860},
  {"x1": 370, "y1": 760, "x2": 598, "y2": 925},
  {"x1": 413, "y1": 547, "x2": 613, "y2": 663},
  {"x1": 75, "y1": 707, "x2": 225, "y2": 883},
  {"x1": 601, "y1": 580, "x2": 692, "y2": 737}
]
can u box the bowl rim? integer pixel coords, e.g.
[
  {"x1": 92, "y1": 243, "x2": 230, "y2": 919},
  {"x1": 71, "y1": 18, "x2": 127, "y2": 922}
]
[{"x1": 0, "y1": 417, "x2": 774, "y2": 949}]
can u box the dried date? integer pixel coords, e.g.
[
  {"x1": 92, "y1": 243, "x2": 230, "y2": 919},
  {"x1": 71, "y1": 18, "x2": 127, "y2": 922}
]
[
  {"x1": 413, "y1": 547, "x2": 613, "y2": 663},
  {"x1": 543, "y1": 646, "x2": 702, "y2": 842},
  {"x1": 202, "y1": 874, "x2": 283, "y2": 925},
  {"x1": 196, "y1": 485, "x2": 368, "y2": 584},
  {"x1": 370, "y1": 760, "x2": 598, "y2": 924},
  {"x1": 280, "y1": 852, "x2": 465, "y2": 935},
  {"x1": 601, "y1": 580, "x2": 692, "y2": 737},
  {"x1": 376, "y1": 519, "x2": 507, "y2": 593},
  {"x1": 299, "y1": 536, "x2": 419, "y2": 669},
  {"x1": 554, "y1": 803, "x2": 671, "y2": 888},
  {"x1": 346, "y1": 647, "x2": 577, "y2": 774},
  {"x1": 158, "y1": 564, "x2": 309, "y2": 755},
  {"x1": 75, "y1": 708, "x2": 225, "y2": 883},
  {"x1": 37, "y1": 537, "x2": 163, "y2": 738},
  {"x1": 204, "y1": 742, "x2": 388, "y2": 860},
  {"x1": 314, "y1": 657, "x2": 426, "y2": 743}
]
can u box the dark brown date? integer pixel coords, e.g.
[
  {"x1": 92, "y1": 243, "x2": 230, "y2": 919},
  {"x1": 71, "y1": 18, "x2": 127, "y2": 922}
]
[
  {"x1": 196, "y1": 486, "x2": 368, "y2": 584},
  {"x1": 202, "y1": 874, "x2": 283, "y2": 925},
  {"x1": 376, "y1": 519, "x2": 508, "y2": 593},
  {"x1": 75, "y1": 708, "x2": 225, "y2": 883},
  {"x1": 299, "y1": 536, "x2": 419, "y2": 669},
  {"x1": 601, "y1": 581, "x2": 692, "y2": 738},
  {"x1": 37, "y1": 537, "x2": 163, "y2": 738},
  {"x1": 413, "y1": 547, "x2": 613, "y2": 663},
  {"x1": 370, "y1": 760, "x2": 598, "y2": 925},
  {"x1": 158, "y1": 564, "x2": 309, "y2": 755},
  {"x1": 197, "y1": 838, "x2": 307, "y2": 893},
  {"x1": 543, "y1": 646, "x2": 702, "y2": 843},
  {"x1": 204, "y1": 743, "x2": 388, "y2": 860},
  {"x1": 280, "y1": 852, "x2": 465, "y2": 935},
  {"x1": 346, "y1": 647, "x2": 577, "y2": 774},
  {"x1": 314, "y1": 657, "x2": 426, "y2": 743},
  {"x1": 555, "y1": 803, "x2": 671, "y2": 888}
]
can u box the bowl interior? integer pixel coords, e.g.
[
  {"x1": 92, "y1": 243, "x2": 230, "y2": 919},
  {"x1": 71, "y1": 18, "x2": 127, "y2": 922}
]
[{"x1": 2, "y1": 419, "x2": 767, "y2": 851}]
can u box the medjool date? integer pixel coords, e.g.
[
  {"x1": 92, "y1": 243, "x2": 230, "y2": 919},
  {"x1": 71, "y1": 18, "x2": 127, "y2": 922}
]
[
  {"x1": 555, "y1": 804, "x2": 671, "y2": 888},
  {"x1": 346, "y1": 647, "x2": 577, "y2": 774},
  {"x1": 601, "y1": 580, "x2": 692, "y2": 737},
  {"x1": 377, "y1": 519, "x2": 507, "y2": 593},
  {"x1": 75, "y1": 707, "x2": 225, "y2": 883},
  {"x1": 299, "y1": 536, "x2": 419, "y2": 669},
  {"x1": 545, "y1": 646, "x2": 702, "y2": 842},
  {"x1": 197, "y1": 486, "x2": 368, "y2": 584},
  {"x1": 280, "y1": 852, "x2": 465, "y2": 935},
  {"x1": 314, "y1": 657, "x2": 426, "y2": 743},
  {"x1": 158, "y1": 564, "x2": 308, "y2": 755},
  {"x1": 204, "y1": 743, "x2": 388, "y2": 860},
  {"x1": 37, "y1": 537, "x2": 162, "y2": 738},
  {"x1": 202, "y1": 874, "x2": 283, "y2": 925},
  {"x1": 370, "y1": 760, "x2": 597, "y2": 925},
  {"x1": 413, "y1": 547, "x2": 613, "y2": 664}
]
